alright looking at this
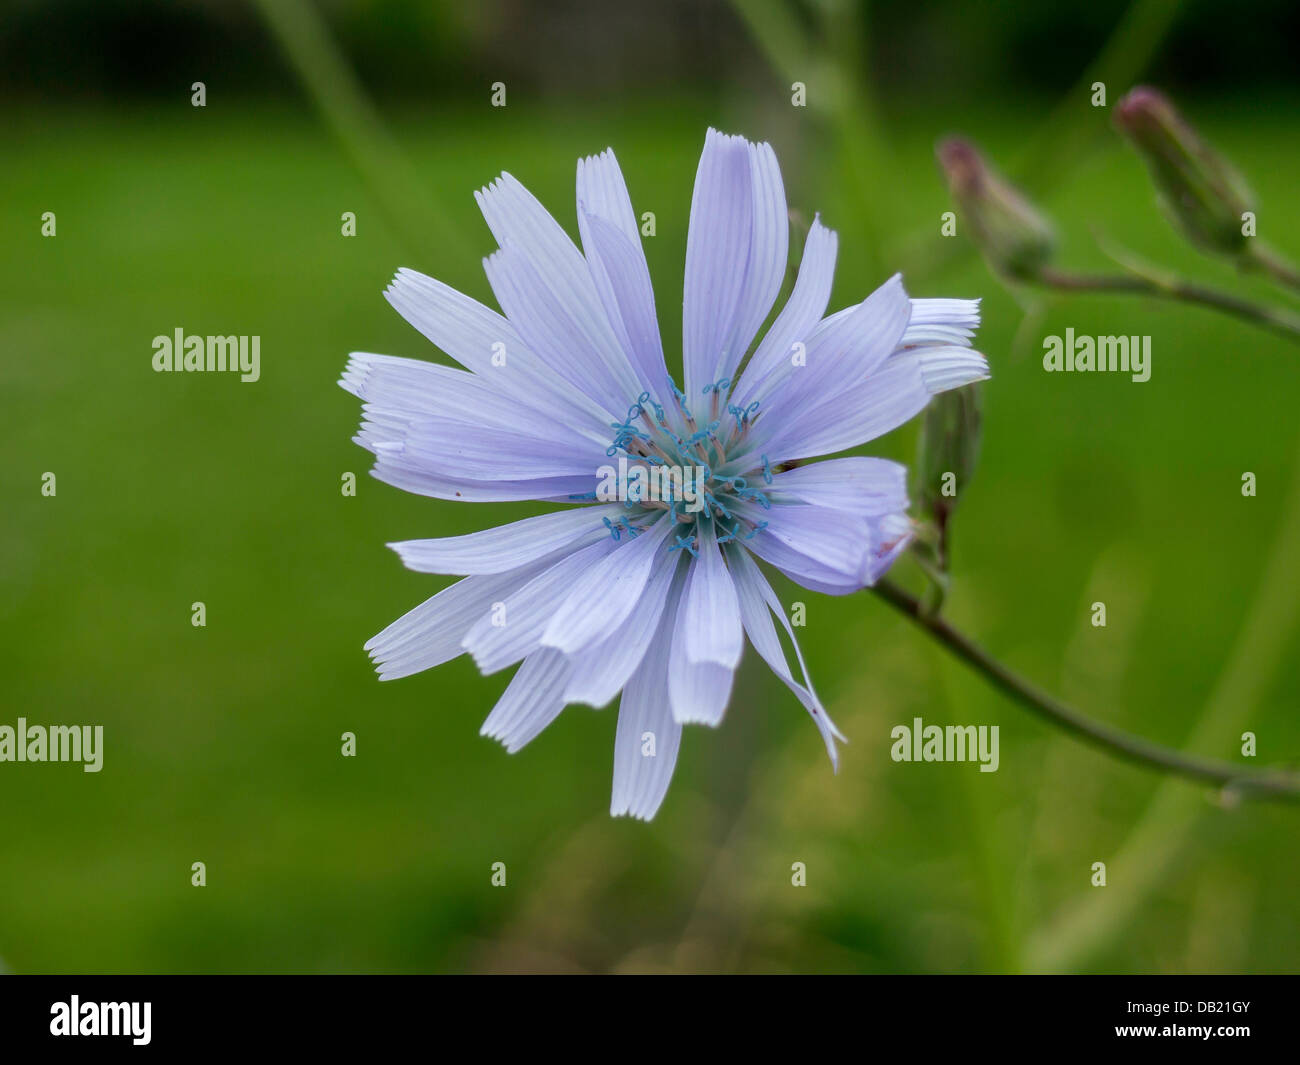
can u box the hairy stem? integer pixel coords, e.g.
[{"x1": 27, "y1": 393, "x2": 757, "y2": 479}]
[{"x1": 870, "y1": 579, "x2": 1300, "y2": 802}]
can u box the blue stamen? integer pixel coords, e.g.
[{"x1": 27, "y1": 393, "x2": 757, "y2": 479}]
[
  {"x1": 637, "y1": 391, "x2": 666, "y2": 423},
  {"x1": 669, "y1": 534, "x2": 698, "y2": 558}
]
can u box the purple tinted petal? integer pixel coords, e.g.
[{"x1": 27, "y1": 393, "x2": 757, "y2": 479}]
[
  {"x1": 461, "y1": 538, "x2": 617, "y2": 674},
  {"x1": 579, "y1": 211, "x2": 674, "y2": 406},
  {"x1": 761, "y1": 274, "x2": 911, "y2": 422},
  {"x1": 364, "y1": 457, "x2": 594, "y2": 504},
  {"x1": 564, "y1": 547, "x2": 682, "y2": 708},
  {"x1": 768, "y1": 456, "x2": 908, "y2": 519},
  {"x1": 677, "y1": 521, "x2": 743, "y2": 669},
  {"x1": 540, "y1": 515, "x2": 673, "y2": 655},
  {"x1": 682, "y1": 129, "x2": 753, "y2": 398},
  {"x1": 732, "y1": 217, "x2": 838, "y2": 409},
  {"x1": 719, "y1": 139, "x2": 788, "y2": 383},
  {"x1": 388, "y1": 505, "x2": 624, "y2": 576},
  {"x1": 726, "y1": 545, "x2": 844, "y2": 767},
  {"x1": 382, "y1": 269, "x2": 611, "y2": 430},
  {"x1": 480, "y1": 648, "x2": 571, "y2": 753},
  {"x1": 484, "y1": 245, "x2": 639, "y2": 415},
  {"x1": 364, "y1": 546, "x2": 577, "y2": 680},
  {"x1": 735, "y1": 499, "x2": 871, "y2": 595},
  {"x1": 611, "y1": 573, "x2": 686, "y2": 819},
  {"x1": 749, "y1": 344, "x2": 988, "y2": 465},
  {"x1": 342, "y1": 351, "x2": 609, "y2": 455}
]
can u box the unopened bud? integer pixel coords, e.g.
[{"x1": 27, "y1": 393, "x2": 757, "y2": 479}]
[
  {"x1": 937, "y1": 138, "x2": 1055, "y2": 280},
  {"x1": 916, "y1": 384, "x2": 982, "y2": 532},
  {"x1": 1113, "y1": 87, "x2": 1253, "y2": 257}
]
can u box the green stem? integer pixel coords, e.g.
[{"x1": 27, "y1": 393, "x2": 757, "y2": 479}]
[
  {"x1": 870, "y1": 579, "x2": 1300, "y2": 803},
  {"x1": 1245, "y1": 241, "x2": 1300, "y2": 295},
  {"x1": 1035, "y1": 266, "x2": 1300, "y2": 343}
]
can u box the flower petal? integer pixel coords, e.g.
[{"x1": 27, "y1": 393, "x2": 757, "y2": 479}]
[
  {"x1": 480, "y1": 648, "x2": 571, "y2": 753},
  {"x1": 461, "y1": 539, "x2": 617, "y2": 674},
  {"x1": 388, "y1": 506, "x2": 624, "y2": 576},
  {"x1": 364, "y1": 548, "x2": 574, "y2": 680},
  {"x1": 364, "y1": 455, "x2": 594, "y2": 504},
  {"x1": 720, "y1": 138, "x2": 788, "y2": 384},
  {"x1": 477, "y1": 173, "x2": 643, "y2": 408},
  {"x1": 342, "y1": 351, "x2": 608, "y2": 454},
  {"x1": 611, "y1": 575, "x2": 686, "y2": 820},
  {"x1": 750, "y1": 344, "x2": 989, "y2": 465},
  {"x1": 564, "y1": 547, "x2": 683, "y2": 708},
  {"x1": 363, "y1": 405, "x2": 599, "y2": 481},
  {"x1": 867, "y1": 511, "x2": 913, "y2": 584},
  {"x1": 579, "y1": 210, "x2": 673, "y2": 406},
  {"x1": 899, "y1": 297, "x2": 981, "y2": 348},
  {"x1": 668, "y1": 523, "x2": 743, "y2": 725},
  {"x1": 677, "y1": 521, "x2": 743, "y2": 669},
  {"x1": 735, "y1": 499, "x2": 872, "y2": 595},
  {"x1": 382, "y1": 268, "x2": 610, "y2": 430},
  {"x1": 762, "y1": 274, "x2": 912, "y2": 421},
  {"x1": 731, "y1": 216, "x2": 838, "y2": 410},
  {"x1": 575, "y1": 149, "x2": 671, "y2": 401},
  {"x1": 726, "y1": 545, "x2": 845, "y2": 767},
  {"x1": 483, "y1": 244, "x2": 639, "y2": 415},
  {"x1": 767, "y1": 456, "x2": 908, "y2": 519},
  {"x1": 667, "y1": 653, "x2": 735, "y2": 727},
  {"x1": 540, "y1": 515, "x2": 674, "y2": 655},
  {"x1": 682, "y1": 129, "x2": 754, "y2": 397}
]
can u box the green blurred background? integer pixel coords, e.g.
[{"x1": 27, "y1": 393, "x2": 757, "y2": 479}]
[{"x1": 3, "y1": 0, "x2": 1299, "y2": 973}]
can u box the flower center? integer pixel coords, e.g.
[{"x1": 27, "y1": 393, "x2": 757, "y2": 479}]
[{"x1": 591, "y1": 377, "x2": 776, "y2": 553}]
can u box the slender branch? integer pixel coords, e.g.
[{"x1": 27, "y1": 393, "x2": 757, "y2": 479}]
[
  {"x1": 1034, "y1": 266, "x2": 1300, "y2": 343},
  {"x1": 1245, "y1": 241, "x2": 1300, "y2": 295},
  {"x1": 870, "y1": 579, "x2": 1300, "y2": 803}
]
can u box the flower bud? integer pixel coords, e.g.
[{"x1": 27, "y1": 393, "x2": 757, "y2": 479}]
[
  {"x1": 1113, "y1": 87, "x2": 1253, "y2": 257},
  {"x1": 936, "y1": 138, "x2": 1055, "y2": 280},
  {"x1": 916, "y1": 383, "x2": 982, "y2": 533}
]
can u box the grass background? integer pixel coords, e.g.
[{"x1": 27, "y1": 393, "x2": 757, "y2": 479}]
[{"x1": 2, "y1": 1, "x2": 1299, "y2": 973}]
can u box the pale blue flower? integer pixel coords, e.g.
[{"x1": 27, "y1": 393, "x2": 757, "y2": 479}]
[{"x1": 341, "y1": 129, "x2": 988, "y2": 819}]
